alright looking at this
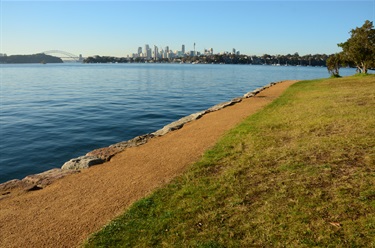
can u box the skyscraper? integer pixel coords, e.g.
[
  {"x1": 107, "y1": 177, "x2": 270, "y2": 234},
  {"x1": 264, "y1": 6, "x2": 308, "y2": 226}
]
[
  {"x1": 145, "y1": 44, "x2": 151, "y2": 59},
  {"x1": 154, "y1": 45, "x2": 159, "y2": 60},
  {"x1": 138, "y1": 47, "x2": 142, "y2": 55},
  {"x1": 182, "y1": 44, "x2": 185, "y2": 54}
]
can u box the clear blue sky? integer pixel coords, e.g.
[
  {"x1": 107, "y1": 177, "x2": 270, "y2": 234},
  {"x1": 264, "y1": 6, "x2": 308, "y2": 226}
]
[{"x1": 1, "y1": 0, "x2": 374, "y2": 57}]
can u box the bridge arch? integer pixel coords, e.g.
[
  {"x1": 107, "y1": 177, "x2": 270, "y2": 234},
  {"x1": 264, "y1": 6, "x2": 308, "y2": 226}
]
[{"x1": 42, "y1": 50, "x2": 83, "y2": 62}]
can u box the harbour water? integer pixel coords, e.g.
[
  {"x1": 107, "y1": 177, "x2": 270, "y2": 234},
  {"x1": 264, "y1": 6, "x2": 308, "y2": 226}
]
[{"x1": 0, "y1": 63, "x2": 356, "y2": 183}]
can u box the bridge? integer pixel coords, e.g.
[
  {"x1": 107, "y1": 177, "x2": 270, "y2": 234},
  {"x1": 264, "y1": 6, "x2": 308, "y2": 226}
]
[{"x1": 42, "y1": 50, "x2": 84, "y2": 62}]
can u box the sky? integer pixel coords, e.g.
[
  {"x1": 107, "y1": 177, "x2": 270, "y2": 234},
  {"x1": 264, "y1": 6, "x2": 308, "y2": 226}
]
[{"x1": 1, "y1": 0, "x2": 374, "y2": 57}]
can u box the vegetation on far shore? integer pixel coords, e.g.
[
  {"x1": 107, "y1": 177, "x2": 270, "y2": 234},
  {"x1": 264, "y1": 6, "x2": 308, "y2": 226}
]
[
  {"x1": 83, "y1": 52, "x2": 330, "y2": 66},
  {"x1": 0, "y1": 53, "x2": 63, "y2": 64},
  {"x1": 84, "y1": 74, "x2": 375, "y2": 247}
]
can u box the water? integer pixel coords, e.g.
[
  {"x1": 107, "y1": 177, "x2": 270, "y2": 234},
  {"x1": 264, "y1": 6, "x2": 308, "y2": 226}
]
[{"x1": 0, "y1": 63, "x2": 356, "y2": 183}]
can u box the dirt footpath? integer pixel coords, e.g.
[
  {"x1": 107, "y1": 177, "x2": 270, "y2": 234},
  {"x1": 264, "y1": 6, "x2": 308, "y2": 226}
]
[{"x1": 0, "y1": 80, "x2": 297, "y2": 248}]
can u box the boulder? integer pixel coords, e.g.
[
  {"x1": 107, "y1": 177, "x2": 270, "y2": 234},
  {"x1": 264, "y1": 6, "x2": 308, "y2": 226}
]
[
  {"x1": 251, "y1": 87, "x2": 264, "y2": 95},
  {"x1": 61, "y1": 156, "x2": 104, "y2": 170},
  {"x1": 153, "y1": 111, "x2": 206, "y2": 136},
  {"x1": 0, "y1": 169, "x2": 79, "y2": 199},
  {"x1": 87, "y1": 134, "x2": 154, "y2": 161},
  {"x1": 231, "y1": 97, "x2": 243, "y2": 104},
  {"x1": 22, "y1": 168, "x2": 79, "y2": 187},
  {"x1": 86, "y1": 146, "x2": 123, "y2": 161},
  {"x1": 243, "y1": 92, "x2": 255, "y2": 98},
  {"x1": 111, "y1": 134, "x2": 154, "y2": 149},
  {"x1": 207, "y1": 97, "x2": 242, "y2": 113},
  {"x1": 0, "y1": 179, "x2": 26, "y2": 192}
]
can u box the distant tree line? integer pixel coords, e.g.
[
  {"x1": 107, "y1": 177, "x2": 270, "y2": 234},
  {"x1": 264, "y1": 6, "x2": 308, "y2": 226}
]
[
  {"x1": 327, "y1": 20, "x2": 375, "y2": 77},
  {"x1": 83, "y1": 56, "x2": 130, "y2": 63},
  {"x1": 83, "y1": 53, "x2": 329, "y2": 66},
  {"x1": 0, "y1": 53, "x2": 63, "y2": 64}
]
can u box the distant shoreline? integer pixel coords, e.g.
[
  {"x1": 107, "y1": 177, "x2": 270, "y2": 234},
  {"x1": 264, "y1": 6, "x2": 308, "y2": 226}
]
[{"x1": 83, "y1": 53, "x2": 330, "y2": 67}]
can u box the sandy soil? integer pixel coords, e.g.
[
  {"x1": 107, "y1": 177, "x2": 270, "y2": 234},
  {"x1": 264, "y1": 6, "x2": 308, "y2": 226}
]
[{"x1": 0, "y1": 80, "x2": 297, "y2": 248}]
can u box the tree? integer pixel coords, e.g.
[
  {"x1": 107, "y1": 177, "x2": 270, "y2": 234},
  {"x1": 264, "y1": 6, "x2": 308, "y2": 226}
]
[
  {"x1": 326, "y1": 53, "x2": 342, "y2": 77},
  {"x1": 262, "y1": 54, "x2": 270, "y2": 64},
  {"x1": 338, "y1": 20, "x2": 375, "y2": 74}
]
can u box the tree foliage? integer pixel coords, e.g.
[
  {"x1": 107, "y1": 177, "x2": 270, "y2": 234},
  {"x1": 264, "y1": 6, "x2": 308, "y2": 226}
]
[
  {"x1": 338, "y1": 20, "x2": 375, "y2": 74},
  {"x1": 326, "y1": 53, "x2": 342, "y2": 77}
]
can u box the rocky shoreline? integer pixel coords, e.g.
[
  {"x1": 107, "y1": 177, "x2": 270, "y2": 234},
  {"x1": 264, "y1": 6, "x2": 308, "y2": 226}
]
[{"x1": 0, "y1": 81, "x2": 281, "y2": 199}]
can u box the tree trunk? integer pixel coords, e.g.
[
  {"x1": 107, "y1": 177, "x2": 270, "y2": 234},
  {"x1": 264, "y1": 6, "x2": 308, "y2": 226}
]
[
  {"x1": 361, "y1": 62, "x2": 368, "y2": 74},
  {"x1": 364, "y1": 62, "x2": 368, "y2": 74}
]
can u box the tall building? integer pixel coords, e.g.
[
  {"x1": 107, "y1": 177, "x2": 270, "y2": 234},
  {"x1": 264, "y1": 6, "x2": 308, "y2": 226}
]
[
  {"x1": 182, "y1": 44, "x2": 185, "y2": 54},
  {"x1": 163, "y1": 46, "x2": 169, "y2": 59},
  {"x1": 154, "y1": 45, "x2": 159, "y2": 60},
  {"x1": 138, "y1": 47, "x2": 142, "y2": 55},
  {"x1": 145, "y1": 44, "x2": 151, "y2": 59}
]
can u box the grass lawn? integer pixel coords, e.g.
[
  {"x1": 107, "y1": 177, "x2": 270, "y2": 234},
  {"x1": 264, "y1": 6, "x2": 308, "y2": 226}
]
[{"x1": 85, "y1": 75, "x2": 375, "y2": 247}]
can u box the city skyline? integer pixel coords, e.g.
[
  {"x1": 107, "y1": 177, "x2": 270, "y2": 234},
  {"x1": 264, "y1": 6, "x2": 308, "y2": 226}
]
[
  {"x1": 130, "y1": 43, "x2": 219, "y2": 59},
  {"x1": 1, "y1": 1, "x2": 374, "y2": 57}
]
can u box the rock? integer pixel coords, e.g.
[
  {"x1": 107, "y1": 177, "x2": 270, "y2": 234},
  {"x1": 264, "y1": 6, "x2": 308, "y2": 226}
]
[
  {"x1": 251, "y1": 87, "x2": 264, "y2": 95},
  {"x1": 61, "y1": 156, "x2": 104, "y2": 170},
  {"x1": 207, "y1": 101, "x2": 231, "y2": 112},
  {"x1": 0, "y1": 179, "x2": 29, "y2": 200},
  {"x1": 178, "y1": 111, "x2": 206, "y2": 123},
  {"x1": 231, "y1": 97, "x2": 242, "y2": 103},
  {"x1": 153, "y1": 111, "x2": 206, "y2": 136},
  {"x1": 207, "y1": 97, "x2": 241, "y2": 113},
  {"x1": 25, "y1": 185, "x2": 43, "y2": 191},
  {"x1": 0, "y1": 179, "x2": 26, "y2": 192},
  {"x1": 0, "y1": 169, "x2": 79, "y2": 199},
  {"x1": 87, "y1": 134, "x2": 154, "y2": 161},
  {"x1": 22, "y1": 168, "x2": 79, "y2": 187},
  {"x1": 244, "y1": 92, "x2": 255, "y2": 98},
  {"x1": 111, "y1": 134, "x2": 154, "y2": 149},
  {"x1": 86, "y1": 146, "x2": 123, "y2": 161},
  {"x1": 153, "y1": 122, "x2": 183, "y2": 137},
  {"x1": 154, "y1": 98, "x2": 242, "y2": 139}
]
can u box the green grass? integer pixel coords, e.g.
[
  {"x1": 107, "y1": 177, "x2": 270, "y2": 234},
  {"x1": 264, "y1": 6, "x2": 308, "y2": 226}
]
[{"x1": 84, "y1": 75, "x2": 375, "y2": 247}]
